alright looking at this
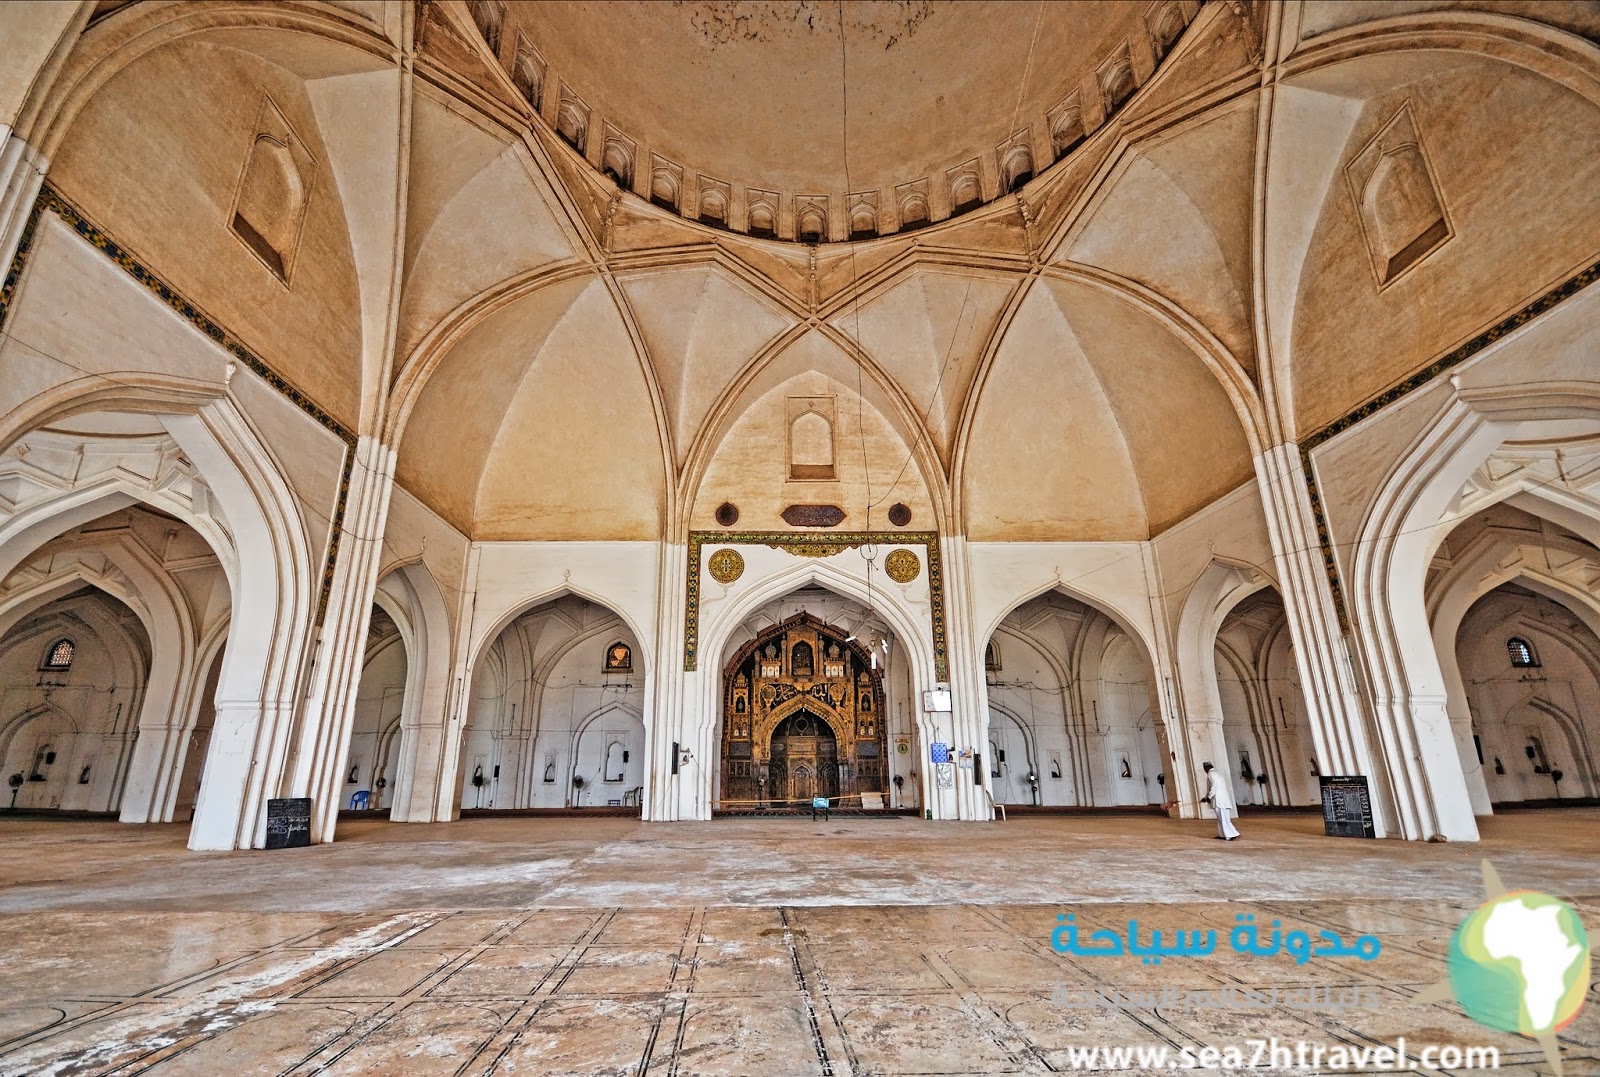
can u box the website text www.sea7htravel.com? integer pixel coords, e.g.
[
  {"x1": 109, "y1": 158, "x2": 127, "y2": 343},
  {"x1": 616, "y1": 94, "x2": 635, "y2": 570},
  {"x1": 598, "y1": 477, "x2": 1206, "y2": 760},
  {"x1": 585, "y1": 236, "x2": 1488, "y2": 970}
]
[{"x1": 1054, "y1": 1039, "x2": 1500, "y2": 1071}]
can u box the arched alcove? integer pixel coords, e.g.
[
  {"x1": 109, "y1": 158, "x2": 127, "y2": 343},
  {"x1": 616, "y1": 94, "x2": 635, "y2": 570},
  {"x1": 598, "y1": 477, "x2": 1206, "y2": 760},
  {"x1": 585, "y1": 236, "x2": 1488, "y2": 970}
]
[
  {"x1": 1351, "y1": 386, "x2": 1600, "y2": 839},
  {"x1": 717, "y1": 608, "x2": 892, "y2": 811},
  {"x1": 705, "y1": 574, "x2": 926, "y2": 815},
  {"x1": 459, "y1": 592, "x2": 644, "y2": 812},
  {"x1": 0, "y1": 398, "x2": 315, "y2": 851},
  {"x1": 173, "y1": 642, "x2": 226, "y2": 822},
  {"x1": 983, "y1": 589, "x2": 1166, "y2": 808},
  {"x1": 1213, "y1": 589, "x2": 1319, "y2": 808},
  {"x1": 571, "y1": 702, "x2": 646, "y2": 808},
  {"x1": 1454, "y1": 583, "x2": 1600, "y2": 806},
  {"x1": 0, "y1": 586, "x2": 149, "y2": 813},
  {"x1": 339, "y1": 604, "x2": 407, "y2": 813}
]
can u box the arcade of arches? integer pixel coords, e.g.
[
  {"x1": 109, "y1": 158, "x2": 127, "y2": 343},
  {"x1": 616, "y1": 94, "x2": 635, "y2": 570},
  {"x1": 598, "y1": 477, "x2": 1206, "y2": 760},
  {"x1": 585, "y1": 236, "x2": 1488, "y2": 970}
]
[{"x1": 1, "y1": 0, "x2": 1599, "y2": 860}]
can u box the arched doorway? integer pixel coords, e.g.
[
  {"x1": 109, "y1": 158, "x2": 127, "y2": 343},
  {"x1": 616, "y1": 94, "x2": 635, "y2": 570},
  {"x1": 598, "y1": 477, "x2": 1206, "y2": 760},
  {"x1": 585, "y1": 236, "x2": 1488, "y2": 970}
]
[
  {"x1": 173, "y1": 643, "x2": 225, "y2": 821},
  {"x1": 1425, "y1": 501, "x2": 1600, "y2": 814},
  {"x1": 1213, "y1": 589, "x2": 1319, "y2": 807},
  {"x1": 0, "y1": 403, "x2": 313, "y2": 850},
  {"x1": 982, "y1": 590, "x2": 1165, "y2": 808},
  {"x1": 459, "y1": 593, "x2": 644, "y2": 811},
  {"x1": 340, "y1": 604, "x2": 407, "y2": 813},
  {"x1": 570, "y1": 705, "x2": 646, "y2": 808},
  {"x1": 720, "y1": 612, "x2": 889, "y2": 810},
  {"x1": 769, "y1": 710, "x2": 840, "y2": 803},
  {"x1": 0, "y1": 584, "x2": 151, "y2": 814},
  {"x1": 1456, "y1": 582, "x2": 1600, "y2": 806},
  {"x1": 986, "y1": 707, "x2": 1037, "y2": 806}
]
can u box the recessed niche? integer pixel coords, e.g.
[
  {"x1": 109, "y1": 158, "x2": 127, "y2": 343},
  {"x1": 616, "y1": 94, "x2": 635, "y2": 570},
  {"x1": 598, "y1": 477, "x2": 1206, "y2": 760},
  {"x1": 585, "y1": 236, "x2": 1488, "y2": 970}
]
[
  {"x1": 787, "y1": 396, "x2": 836, "y2": 481},
  {"x1": 601, "y1": 130, "x2": 635, "y2": 189},
  {"x1": 229, "y1": 95, "x2": 315, "y2": 283},
  {"x1": 1001, "y1": 144, "x2": 1034, "y2": 193},
  {"x1": 747, "y1": 192, "x2": 779, "y2": 239},
  {"x1": 896, "y1": 182, "x2": 931, "y2": 232},
  {"x1": 699, "y1": 176, "x2": 731, "y2": 228},
  {"x1": 948, "y1": 162, "x2": 982, "y2": 215},
  {"x1": 1345, "y1": 104, "x2": 1452, "y2": 288},
  {"x1": 796, "y1": 196, "x2": 829, "y2": 243},
  {"x1": 715, "y1": 501, "x2": 740, "y2": 527},
  {"x1": 1048, "y1": 94, "x2": 1085, "y2": 161},
  {"x1": 556, "y1": 87, "x2": 589, "y2": 152},
  {"x1": 848, "y1": 194, "x2": 878, "y2": 241},
  {"x1": 1098, "y1": 45, "x2": 1137, "y2": 114},
  {"x1": 512, "y1": 37, "x2": 545, "y2": 108},
  {"x1": 650, "y1": 155, "x2": 683, "y2": 211}
]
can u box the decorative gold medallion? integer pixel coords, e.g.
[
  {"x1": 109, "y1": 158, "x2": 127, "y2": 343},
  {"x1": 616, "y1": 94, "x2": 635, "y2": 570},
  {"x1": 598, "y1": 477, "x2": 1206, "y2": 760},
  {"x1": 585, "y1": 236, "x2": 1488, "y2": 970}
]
[
  {"x1": 884, "y1": 548, "x2": 922, "y2": 584},
  {"x1": 707, "y1": 548, "x2": 745, "y2": 584}
]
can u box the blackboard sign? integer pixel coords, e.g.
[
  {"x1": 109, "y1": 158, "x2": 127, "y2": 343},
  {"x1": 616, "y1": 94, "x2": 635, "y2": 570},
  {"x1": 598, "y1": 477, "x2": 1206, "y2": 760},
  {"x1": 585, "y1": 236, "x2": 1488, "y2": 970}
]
[
  {"x1": 1320, "y1": 776, "x2": 1375, "y2": 838},
  {"x1": 265, "y1": 797, "x2": 312, "y2": 849}
]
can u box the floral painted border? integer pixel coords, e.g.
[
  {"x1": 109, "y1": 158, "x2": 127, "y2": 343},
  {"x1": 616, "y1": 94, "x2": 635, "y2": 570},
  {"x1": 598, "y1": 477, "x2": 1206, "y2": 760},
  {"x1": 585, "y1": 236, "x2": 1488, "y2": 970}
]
[
  {"x1": 686, "y1": 530, "x2": 948, "y2": 681},
  {"x1": 0, "y1": 187, "x2": 357, "y2": 627},
  {"x1": 1299, "y1": 257, "x2": 1600, "y2": 630}
]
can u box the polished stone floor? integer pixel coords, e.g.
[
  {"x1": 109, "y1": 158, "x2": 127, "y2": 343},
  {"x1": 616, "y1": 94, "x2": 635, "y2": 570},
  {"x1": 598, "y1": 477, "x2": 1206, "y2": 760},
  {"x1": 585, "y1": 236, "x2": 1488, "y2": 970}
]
[{"x1": 0, "y1": 810, "x2": 1596, "y2": 1075}]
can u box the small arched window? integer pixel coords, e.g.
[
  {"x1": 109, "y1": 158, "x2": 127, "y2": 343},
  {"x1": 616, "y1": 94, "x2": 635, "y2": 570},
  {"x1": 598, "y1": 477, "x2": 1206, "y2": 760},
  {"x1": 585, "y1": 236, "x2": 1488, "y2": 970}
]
[
  {"x1": 748, "y1": 199, "x2": 777, "y2": 238},
  {"x1": 699, "y1": 186, "x2": 728, "y2": 227},
  {"x1": 604, "y1": 641, "x2": 633, "y2": 673},
  {"x1": 468, "y1": 0, "x2": 506, "y2": 55},
  {"x1": 1001, "y1": 145, "x2": 1034, "y2": 193},
  {"x1": 1099, "y1": 54, "x2": 1137, "y2": 113},
  {"x1": 556, "y1": 98, "x2": 588, "y2": 153},
  {"x1": 602, "y1": 138, "x2": 634, "y2": 189},
  {"x1": 792, "y1": 641, "x2": 814, "y2": 678},
  {"x1": 42, "y1": 638, "x2": 75, "y2": 671},
  {"x1": 513, "y1": 44, "x2": 544, "y2": 109},
  {"x1": 1507, "y1": 637, "x2": 1539, "y2": 668},
  {"x1": 1050, "y1": 105, "x2": 1085, "y2": 161},
  {"x1": 899, "y1": 194, "x2": 930, "y2": 231},
  {"x1": 797, "y1": 206, "x2": 827, "y2": 243},
  {"x1": 950, "y1": 171, "x2": 982, "y2": 215},
  {"x1": 848, "y1": 202, "x2": 877, "y2": 241},
  {"x1": 985, "y1": 641, "x2": 1001, "y2": 672},
  {"x1": 650, "y1": 166, "x2": 680, "y2": 212}
]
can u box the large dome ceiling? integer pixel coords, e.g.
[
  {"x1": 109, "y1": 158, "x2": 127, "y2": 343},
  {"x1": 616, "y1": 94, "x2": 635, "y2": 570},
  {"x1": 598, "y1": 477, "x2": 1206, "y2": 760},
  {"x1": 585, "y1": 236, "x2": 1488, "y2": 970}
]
[{"x1": 508, "y1": 0, "x2": 1182, "y2": 239}]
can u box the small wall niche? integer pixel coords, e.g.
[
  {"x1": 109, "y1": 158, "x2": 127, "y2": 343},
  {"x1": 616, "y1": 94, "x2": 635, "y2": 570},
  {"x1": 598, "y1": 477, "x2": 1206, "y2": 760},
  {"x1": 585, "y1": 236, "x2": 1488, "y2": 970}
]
[
  {"x1": 229, "y1": 96, "x2": 315, "y2": 283},
  {"x1": 1345, "y1": 103, "x2": 1452, "y2": 288},
  {"x1": 787, "y1": 396, "x2": 836, "y2": 481}
]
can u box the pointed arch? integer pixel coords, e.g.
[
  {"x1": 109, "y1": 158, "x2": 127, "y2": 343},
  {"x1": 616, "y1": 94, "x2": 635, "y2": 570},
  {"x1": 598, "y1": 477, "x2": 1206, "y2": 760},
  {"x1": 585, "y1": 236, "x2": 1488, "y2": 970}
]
[
  {"x1": 1350, "y1": 382, "x2": 1600, "y2": 840},
  {"x1": 0, "y1": 385, "x2": 316, "y2": 850},
  {"x1": 679, "y1": 324, "x2": 949, "y2": 537}
]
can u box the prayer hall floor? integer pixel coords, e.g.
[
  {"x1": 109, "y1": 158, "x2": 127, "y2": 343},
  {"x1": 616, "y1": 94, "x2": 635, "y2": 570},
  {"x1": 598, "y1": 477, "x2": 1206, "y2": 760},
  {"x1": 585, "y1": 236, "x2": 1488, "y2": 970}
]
[{"x1": 0, "y1": 810, "x2": 1595, "y2": 1075}]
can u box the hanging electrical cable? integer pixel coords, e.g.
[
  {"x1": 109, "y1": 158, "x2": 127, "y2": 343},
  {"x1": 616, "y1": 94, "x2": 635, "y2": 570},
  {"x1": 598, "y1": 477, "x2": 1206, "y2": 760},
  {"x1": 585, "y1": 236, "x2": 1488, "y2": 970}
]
[{"x1": 834, "y1": 1, "x2": 882, "y2": 631}]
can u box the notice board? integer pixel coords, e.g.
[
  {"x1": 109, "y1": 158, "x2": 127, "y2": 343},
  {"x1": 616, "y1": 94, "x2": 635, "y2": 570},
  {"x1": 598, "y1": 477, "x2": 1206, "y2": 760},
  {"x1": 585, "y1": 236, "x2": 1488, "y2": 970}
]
[
  {"x1": 265, "y1": 797, "x2": 312, "y2": 849},
  {"x1": 1319, "y1": 776, "x2": 1376, "y2": 838}
]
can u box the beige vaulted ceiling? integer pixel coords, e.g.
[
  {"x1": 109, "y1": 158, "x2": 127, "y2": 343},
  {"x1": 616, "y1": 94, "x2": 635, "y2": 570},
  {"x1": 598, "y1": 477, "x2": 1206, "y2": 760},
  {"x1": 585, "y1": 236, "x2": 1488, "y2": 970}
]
[{"x1": 39, "y1": 1, "x2": 1599, "y2": 546}]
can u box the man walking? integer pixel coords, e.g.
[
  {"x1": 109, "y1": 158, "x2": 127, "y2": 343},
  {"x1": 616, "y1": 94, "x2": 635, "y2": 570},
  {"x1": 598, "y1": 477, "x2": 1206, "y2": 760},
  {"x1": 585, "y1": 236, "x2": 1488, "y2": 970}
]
[{"x1": 1202, "y1": 761, "x2": 1240, "y2": 840}]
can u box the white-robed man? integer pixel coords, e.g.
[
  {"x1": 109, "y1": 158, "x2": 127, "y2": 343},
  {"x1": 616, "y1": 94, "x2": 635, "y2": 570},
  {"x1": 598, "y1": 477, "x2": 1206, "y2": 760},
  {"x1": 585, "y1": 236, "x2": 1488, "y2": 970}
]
[{"x1": 1202, "y1": 761, "x2": 1240, "y2": 840}]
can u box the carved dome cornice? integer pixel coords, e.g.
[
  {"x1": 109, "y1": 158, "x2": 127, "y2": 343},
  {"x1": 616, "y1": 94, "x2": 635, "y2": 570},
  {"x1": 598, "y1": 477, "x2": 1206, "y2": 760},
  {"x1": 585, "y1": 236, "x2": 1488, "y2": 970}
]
[{"x1": 455, "y1": 0, "x2": 1207, "y2": 245}]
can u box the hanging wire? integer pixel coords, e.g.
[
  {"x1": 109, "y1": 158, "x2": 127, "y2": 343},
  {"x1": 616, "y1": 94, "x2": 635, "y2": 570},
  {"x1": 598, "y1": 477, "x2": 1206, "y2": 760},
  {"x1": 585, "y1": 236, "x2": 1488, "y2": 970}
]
[
  {"x1": 834, "y1": 1, "x2": 884, "y2": 630},
  {"x1": 860, "y1": 0, "x2": 1044, "y2": 520}
]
